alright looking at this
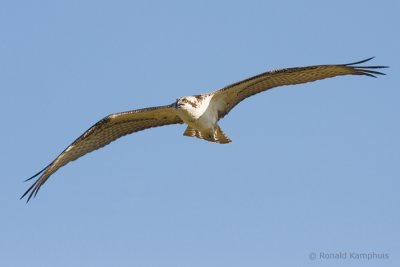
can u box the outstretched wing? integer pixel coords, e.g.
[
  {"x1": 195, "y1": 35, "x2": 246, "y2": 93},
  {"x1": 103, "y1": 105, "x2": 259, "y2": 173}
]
[
  {"x1": 21, "y1": 104, "x2": 182, "y2": 202},
  {"x1": 212, "y1": 57, "x2": 387, "y2": 119}
]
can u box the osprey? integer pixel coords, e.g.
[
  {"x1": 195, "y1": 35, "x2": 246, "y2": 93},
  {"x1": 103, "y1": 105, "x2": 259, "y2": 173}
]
[{"x1": 21, "y1": 57, "x2": 387, "y2": 202}]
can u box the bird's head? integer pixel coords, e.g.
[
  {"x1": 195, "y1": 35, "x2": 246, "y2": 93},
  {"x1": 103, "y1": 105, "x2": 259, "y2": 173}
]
[{"x1": 174, "y1": 96, "x2": 198, "y2": 111}]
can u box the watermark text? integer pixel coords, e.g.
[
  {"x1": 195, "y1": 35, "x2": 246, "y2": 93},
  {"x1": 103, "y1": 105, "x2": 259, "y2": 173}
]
[{"x1": 309, "y1": 251, "x2": 389, "y2": 261}]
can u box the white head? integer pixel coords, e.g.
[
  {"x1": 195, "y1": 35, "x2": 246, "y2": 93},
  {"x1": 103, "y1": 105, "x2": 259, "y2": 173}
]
[{"x1": 175, "y1": 96, "x2": 201, "y2": 111}]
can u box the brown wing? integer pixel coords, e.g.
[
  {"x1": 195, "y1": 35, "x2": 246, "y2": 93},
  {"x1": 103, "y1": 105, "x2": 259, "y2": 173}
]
[
  {"x1": 212, "y1": 57, "x2": 387, "y2": 119},
  {"x1": 21, "y1": 104, "x2": 182, "y2": 202}
]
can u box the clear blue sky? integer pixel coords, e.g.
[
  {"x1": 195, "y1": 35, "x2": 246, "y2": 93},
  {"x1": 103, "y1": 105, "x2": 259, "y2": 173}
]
[{"x1": 1, "y1": 1, "x2": 398, "y2": 266}]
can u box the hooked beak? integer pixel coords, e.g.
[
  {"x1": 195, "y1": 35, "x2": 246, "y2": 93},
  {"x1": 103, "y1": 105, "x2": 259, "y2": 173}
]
[{"x1": 174, "y1": 101, "x2": 184, "y2": 109}]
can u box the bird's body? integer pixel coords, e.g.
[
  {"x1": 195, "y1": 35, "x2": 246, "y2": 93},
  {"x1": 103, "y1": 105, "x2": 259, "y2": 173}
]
[
  {"x1": 177, "y1": 95, "x2": 216, "y2": 130},
  {"x1": 21, "y1": 57, "x2": 388, "y2": 201},
  {"x1": 176, "y1": 94, "x2": 229, "y2": 143}
]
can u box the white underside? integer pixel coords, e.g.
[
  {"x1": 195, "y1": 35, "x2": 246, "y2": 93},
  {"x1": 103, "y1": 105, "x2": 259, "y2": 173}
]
[{"x1": 176, "y1": 95, "x2": 219, "y2": 131}]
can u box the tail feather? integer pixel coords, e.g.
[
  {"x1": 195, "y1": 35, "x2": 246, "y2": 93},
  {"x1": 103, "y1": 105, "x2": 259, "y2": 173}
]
[
  {"x1": 214, "y1": 125, "x2": 232, "y2": 144},
  {"x1": 183, "y1": 125, "x2": 231, "y2": 144}
]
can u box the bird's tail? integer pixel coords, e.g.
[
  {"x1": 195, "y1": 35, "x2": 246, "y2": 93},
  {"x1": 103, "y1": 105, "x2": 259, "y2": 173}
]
[{"x1": 183, "y1": 125, "x2": 231, "y2": 144}]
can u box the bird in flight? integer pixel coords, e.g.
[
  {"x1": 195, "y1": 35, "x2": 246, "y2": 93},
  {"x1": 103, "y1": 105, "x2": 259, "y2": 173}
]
[{"x1": 21, "y1": 57, "x2": 387, "y2": 202}]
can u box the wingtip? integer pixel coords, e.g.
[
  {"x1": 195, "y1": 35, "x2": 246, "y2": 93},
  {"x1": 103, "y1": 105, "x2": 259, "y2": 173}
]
[
  {"x1": 21, "y1": 165, "x2": 50, "y2": 202},
  {"x1": 20, "y1": 181, "x2": 36, "y2": 202},
  {"x1": 24, "y1": 165, "x2": 49, "y2": 182},
  {"x1": 345, "y1": 57, "x2": 389, "y2": 69},
  {"x1": 346, "y1": 57, "x2": 375, "y2": 66},
  {"x1": 21, "y1": 186, "x2": 39, "y2": 203},
  {"x1": 343, "y1": 57, "x2": 388, "y2": 78}
]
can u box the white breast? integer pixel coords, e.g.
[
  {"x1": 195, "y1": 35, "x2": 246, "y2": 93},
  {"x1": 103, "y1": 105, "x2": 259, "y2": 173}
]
[{"x1": 177, "y1": 95, "x2": 218, "y2": 131}]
